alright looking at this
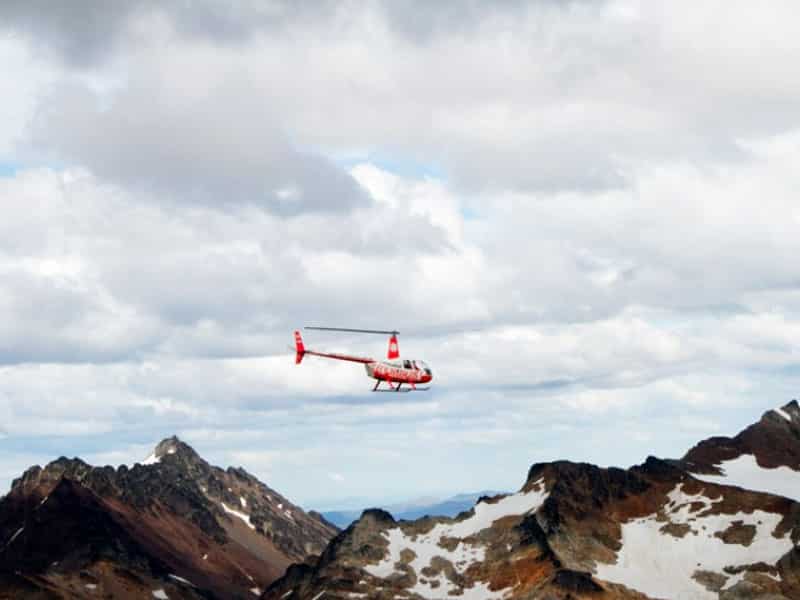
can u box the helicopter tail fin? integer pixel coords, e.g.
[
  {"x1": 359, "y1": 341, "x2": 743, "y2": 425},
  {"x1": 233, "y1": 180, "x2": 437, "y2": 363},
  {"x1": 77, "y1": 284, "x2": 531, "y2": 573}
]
[
  {"x1": 387, "y1": 333, "x2": 400, "y2": 360},
  {"x1": 294, "y1": 330, "x2": 306, "y2": 364}
]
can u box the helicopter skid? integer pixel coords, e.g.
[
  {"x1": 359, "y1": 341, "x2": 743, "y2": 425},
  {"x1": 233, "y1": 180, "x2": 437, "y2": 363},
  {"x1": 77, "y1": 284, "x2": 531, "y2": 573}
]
[{"x1": 371, "y1": 385, "x2": 430, "y2": 392}]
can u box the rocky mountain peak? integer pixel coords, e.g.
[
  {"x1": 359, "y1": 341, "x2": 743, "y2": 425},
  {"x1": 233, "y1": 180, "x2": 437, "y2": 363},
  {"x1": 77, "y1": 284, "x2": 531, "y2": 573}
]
[
  {"x1": 770, "y1": 399, "x2": 800, "y2": 424},
  {"x1": 1, "y1": 436, "x2": 339, "y2": 598},
  {"x1": 10, "y1": 456, "x2": 93, "y2": 496},
  {"x1": 682, "y1": 400, "x2": 800, "y2": 475},
  {"x1": 154, "y1": 435, "x2": 181, "y2": 457},
  {"x1": 145, "y1": 435, "x2": 205, "y2": 467}
]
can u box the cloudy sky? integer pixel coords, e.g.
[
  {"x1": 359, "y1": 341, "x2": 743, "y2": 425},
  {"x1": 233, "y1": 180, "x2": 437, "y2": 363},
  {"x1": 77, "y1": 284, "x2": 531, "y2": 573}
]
[{"x1": 1, "y1": 0, "x2": 800, "y2": 509}]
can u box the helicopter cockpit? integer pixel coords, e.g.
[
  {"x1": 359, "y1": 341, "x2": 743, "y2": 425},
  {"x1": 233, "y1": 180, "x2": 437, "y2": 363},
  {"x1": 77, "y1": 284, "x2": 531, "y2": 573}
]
[
  {"x1": 413, "y1": 360, "x2": 432, "y2": 376},
  {"x1": 395, "y1": 359, "x2": 432, "y2": 376}
]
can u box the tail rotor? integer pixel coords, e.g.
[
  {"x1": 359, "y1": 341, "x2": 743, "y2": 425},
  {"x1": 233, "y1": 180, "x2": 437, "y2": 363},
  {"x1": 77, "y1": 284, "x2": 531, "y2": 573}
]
[{"x1": 294, "y1": 330, "x2": 306, "y2": 364}]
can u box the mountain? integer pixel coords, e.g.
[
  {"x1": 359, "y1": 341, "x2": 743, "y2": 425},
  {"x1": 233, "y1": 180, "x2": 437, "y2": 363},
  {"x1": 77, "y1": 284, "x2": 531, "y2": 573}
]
[
  {"x1": 263, "y1": 401, "x2": 800, "y2": 600},
  {"x1": 679, "y1": 400, "x2": 800, "y2": 501},
  {"x1": 0, "y1": 436, "x2": 337, "y2": 599},
  {"x1": 321, "y1": 491, "x2": 506, "y2": 529}
]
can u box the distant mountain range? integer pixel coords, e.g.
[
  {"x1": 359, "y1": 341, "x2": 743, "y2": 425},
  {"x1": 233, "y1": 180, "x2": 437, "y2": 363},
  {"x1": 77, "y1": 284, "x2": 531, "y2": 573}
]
[
  {"x1": 321, "y1": 490, "x2": 506, "y2": 529},
  {"x1": 3, "y1": 402, "x2": 800, "y2": 599}
]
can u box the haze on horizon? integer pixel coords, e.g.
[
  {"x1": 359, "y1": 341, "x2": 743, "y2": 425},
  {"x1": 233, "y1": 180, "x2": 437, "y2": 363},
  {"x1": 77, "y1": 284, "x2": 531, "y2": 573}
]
[{"x1": 1, "y1": 1, "x2": 799, "y2": 509}]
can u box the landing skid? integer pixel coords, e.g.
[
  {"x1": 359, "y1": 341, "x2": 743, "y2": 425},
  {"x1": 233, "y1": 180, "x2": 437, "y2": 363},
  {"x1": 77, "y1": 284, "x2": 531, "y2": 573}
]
[{"x1": 371, "y1": 381, "x2": 430, "y2": 392}]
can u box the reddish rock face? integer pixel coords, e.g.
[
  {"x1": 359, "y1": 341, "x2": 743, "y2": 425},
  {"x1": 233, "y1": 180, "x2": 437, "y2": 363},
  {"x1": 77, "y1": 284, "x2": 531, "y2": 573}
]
[
  {"x1": 0, "y1": 436, "x2": 337, "y2": 599},
  {"x1": 263, "y1": 404, "x2": 800, "y2": 600}
]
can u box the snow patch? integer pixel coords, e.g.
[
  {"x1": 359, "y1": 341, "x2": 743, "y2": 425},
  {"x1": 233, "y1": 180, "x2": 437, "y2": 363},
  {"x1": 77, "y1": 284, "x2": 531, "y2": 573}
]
[
  {"x1": 365, "y1": 479, "x2": 549, "y2": 599},
  {"x1": 202, "y1": 553, "x2": 208, "y2": 560},
  {"x1": 692, "y1": 453, "x2": 800, "y2": 501},
  {"x1": 5, "y1": 527, "x2": 24, "y2": 548},
  {"x1": 142, "y1": 452, "x2": 160, "y2": 465},
  {"x1": 776, "y1": 406, "x2": 792, "y2": 421},
  {"x1": 441, "y1": 482, "x2": 549, "y2": 539},
  {"x1": 240, "y1": 496, "x2": 247, "y2": 508},
  {"x1": 168, "y1": 574, "x2": 194, "y2": 586},
  {"x1": 221, "y1": 502, "x2": 256, "y2": 530},
  {"x1": 665, "y1": 485, "x2": 721, "y2": 523},
  {"x1": 722, "y1": 571, "x2": 746, "y2": 591},
  {"x1": 595, "y1": 484, "x2": 794, "y2": 600},
  {"x1": 85, "y1": 583, "x2": 97, "y2": 591},
  {"x1": 152, "y1": 590, "x2": 168, "y2": 600},
  {"x1": 311, "y1": 591, "x2": 326, "y2": 600},
  {"x1": 250, "y1": 588, "x2": 262, "y2": 596}
]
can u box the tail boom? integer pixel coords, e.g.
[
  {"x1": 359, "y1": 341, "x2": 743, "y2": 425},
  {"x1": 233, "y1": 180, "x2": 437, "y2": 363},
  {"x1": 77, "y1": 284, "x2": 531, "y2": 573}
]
[{"x1": 293, "y1": 330, "x2": 374, "y2": 365}]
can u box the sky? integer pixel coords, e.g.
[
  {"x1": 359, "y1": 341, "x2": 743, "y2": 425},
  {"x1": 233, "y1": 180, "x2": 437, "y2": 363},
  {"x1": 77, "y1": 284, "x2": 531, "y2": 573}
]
[{"x1": 1, "y1": 0, "x2": 800, "y2": 510}]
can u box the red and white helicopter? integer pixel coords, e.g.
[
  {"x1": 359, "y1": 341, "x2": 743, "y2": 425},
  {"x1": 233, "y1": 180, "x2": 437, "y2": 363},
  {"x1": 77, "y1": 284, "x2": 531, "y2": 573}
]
[{"x1": 294, "y1": 327, "x2": 433, "y2": 392}]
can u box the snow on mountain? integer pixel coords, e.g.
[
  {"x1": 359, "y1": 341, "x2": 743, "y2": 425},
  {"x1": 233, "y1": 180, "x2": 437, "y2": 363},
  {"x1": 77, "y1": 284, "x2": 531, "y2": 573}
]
[
  {"x1": 595, "y1": 483, "x2": 793, "y2": 600},
  {"x1": 364, "y1": 480, "x2": 549, "y2": 598},
  {"x1": 221, "y1": 501, "x2": 256, "y2": 530},
  {"x1": 141, "y1": 452, "x2": 160, "y2": 465},
  {"x1": 692, "y1": 453, "x2": 800, "y2": 501}
]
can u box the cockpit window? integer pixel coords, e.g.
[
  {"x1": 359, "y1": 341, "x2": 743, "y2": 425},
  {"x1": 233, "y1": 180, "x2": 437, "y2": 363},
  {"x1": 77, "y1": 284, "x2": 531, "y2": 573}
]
[{"x1": 403, "y1": 360, "x2": 412, "y2": 369}]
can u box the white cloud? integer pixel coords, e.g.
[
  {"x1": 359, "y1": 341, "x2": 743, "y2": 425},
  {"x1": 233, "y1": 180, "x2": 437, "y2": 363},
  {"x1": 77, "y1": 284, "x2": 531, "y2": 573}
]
[{"x1": 1, "y1": 2, "x2": 800, "y2": 506}]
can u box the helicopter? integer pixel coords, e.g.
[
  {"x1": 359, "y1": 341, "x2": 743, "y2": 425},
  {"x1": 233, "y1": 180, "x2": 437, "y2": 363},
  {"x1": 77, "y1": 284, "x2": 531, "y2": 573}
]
[{"x1": 293, "y1": 327, "x2": 433, "y2": 392}]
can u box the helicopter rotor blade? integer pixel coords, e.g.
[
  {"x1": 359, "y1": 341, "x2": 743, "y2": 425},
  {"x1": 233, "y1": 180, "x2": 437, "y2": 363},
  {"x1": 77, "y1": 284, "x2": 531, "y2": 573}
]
[{"x1": 304, "y1": 326, "x2": 399, "y2": 335}]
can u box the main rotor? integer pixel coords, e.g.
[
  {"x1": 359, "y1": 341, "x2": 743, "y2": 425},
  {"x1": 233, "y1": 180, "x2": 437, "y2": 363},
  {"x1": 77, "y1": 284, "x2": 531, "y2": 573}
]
[{"x1": 304, "y1": 326, "x2": 399, "y2": 335}]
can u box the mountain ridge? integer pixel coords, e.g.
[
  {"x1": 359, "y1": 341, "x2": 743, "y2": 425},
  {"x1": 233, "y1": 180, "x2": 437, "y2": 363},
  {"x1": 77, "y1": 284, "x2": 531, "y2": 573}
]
[
  {"x1": 3, "y1": 402, "x2": 800, "y2": 599},
  {"x1": 262, "y1": 401, "x2": 800, "y2": 600}
]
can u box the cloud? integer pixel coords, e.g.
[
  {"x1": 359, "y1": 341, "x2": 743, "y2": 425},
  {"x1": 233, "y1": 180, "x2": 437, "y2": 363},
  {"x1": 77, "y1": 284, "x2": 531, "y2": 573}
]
[
  {"x1": 0, "y1": 1, "x2": 139, "y2": 66},
  {"x1": 2, "y1": 2, "x2": 800, "y2": 506},
  {"x1": 0, "y1": 165, "x2": 457, "y2": 366},
  {"x1": 28, "y1": 79, "x2": 369, "y2": 215},
  {"x1": 0, "y1": 1, "x2": 339, "y2": 66},
  {"x1": 7, "y1": 1, "x2": 800, "y2": 197}
]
